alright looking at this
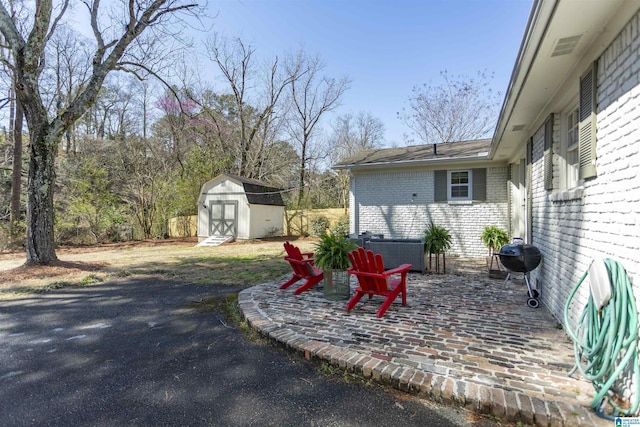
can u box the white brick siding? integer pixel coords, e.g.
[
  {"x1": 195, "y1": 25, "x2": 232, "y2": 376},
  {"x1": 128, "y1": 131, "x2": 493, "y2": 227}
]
[
  {"x1": 352, "y1": 167, "x2": 509, "y2": 257},
  {"x1": 528, "y1": 11, "x2": 640, "y2": 327}
]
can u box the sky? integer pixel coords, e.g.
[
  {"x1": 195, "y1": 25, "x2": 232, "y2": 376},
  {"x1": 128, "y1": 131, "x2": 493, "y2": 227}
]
[{"x1": 204, "y1": 0, "x2": 534, "y2": 147}]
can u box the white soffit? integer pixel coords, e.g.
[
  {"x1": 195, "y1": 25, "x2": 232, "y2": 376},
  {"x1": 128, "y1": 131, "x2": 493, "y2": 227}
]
[{"x1": 493, "y1": 0, "x2": 632, "y2": 162}]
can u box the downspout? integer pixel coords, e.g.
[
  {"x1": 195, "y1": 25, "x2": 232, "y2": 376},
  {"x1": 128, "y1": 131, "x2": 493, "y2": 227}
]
[
  {"x1": 507, "y1": 165, "x2": 513, "y2": 238},
  {"x1": 349, "y1": 169, "x2": 358, "y2": 236}
]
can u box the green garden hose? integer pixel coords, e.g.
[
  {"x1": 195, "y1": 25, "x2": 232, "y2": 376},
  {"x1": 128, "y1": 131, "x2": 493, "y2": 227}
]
[{"x1": 564, "y1": 258, "x2": 640, "y2": 418}]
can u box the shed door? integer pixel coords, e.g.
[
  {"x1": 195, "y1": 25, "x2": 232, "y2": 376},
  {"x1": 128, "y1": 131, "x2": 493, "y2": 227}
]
[{"x1": 210, "y1": 201, "x2": 238, "y2": 237}]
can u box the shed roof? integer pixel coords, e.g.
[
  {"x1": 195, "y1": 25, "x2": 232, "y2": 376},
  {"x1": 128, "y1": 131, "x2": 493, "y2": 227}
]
[
  {"x1": 333, "y1": 139, "x2": 492, "y2": 170},
  {"x1": 224, "y1": 174, "x2": 285, "y2": 206}
]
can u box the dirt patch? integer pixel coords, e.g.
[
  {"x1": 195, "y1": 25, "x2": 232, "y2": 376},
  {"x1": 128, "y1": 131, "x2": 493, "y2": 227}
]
[
  {"x1": 0, "y1": 238, "x2": 198, "y2": 285},
  {"x1": 0, "y1": 237, "x2": 198, "y2": 259},
  {"x1": 0, "y1": 260, "x2": 108, "y2": 284}
]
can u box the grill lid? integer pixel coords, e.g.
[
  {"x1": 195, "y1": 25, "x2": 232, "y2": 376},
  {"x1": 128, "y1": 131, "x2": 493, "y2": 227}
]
[{"x1": 498, "y1": 243, "x2": 542, "y2": 273}]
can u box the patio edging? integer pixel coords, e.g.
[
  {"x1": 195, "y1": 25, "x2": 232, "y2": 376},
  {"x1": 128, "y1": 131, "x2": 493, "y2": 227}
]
[{"x1": 238, "y1": 283, "x2": 606, "y2": 427}]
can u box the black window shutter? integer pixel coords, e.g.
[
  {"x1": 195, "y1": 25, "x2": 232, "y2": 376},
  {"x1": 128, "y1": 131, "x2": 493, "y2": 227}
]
[
  {"x1": 434, "y1": 170, "x2": 447, "y2": 201},
  {"x1": 579, "y1": 62, "x2": 597, "y2": 179},
  {"x1": 472, "y1": 168, "x2": 486, "y2": 201},
  {"x1": 544, "y1": 114, "x2": 554, "y2": 190}
]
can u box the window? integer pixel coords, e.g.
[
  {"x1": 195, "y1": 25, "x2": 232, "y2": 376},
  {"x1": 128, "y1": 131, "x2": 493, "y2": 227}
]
[
  {"x1": 434, "y1": 169, "x2": 486, "y2": 202},
  {"x1": 449, "y1": 170, "x2": 471, "y2": 200},
  {"x1": 565, "y1": 107, "x2": 580, "y2": 188}
]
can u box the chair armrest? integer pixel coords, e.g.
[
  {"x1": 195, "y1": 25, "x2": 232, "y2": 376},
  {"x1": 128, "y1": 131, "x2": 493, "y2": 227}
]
[
  {"x1": 347, "y1": 271, "x2": 382, "y2": 280},
  {"x1": 301, "y1": 252, "x2": 314, "y2": 258},
  {"x1": 286, "y1": 256, "x2": 315, "y2": 266},
  {"x1": 384, "y1": 264, "x2": 412, "y2": 275},
  {"x1": 347, "y1": 263, "x2": 412, "y2": 279}
]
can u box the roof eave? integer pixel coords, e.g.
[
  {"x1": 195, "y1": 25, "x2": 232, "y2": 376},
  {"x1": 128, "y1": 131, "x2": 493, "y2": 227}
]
[
  {"x1": 489, "y1": 0, "x2": 549, "y2": 160},
  {"x1": 333, "y1": 154, "x2": 492, "y2": 171}
]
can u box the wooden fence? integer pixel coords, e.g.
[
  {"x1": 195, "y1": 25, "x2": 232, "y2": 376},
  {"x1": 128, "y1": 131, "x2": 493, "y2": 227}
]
[
  {"x1": 284, "y1": 208, "x2": 347, "y2": 236},
  {"x1": 168, "y1": 208, "x2": 348, "y2": 238}
]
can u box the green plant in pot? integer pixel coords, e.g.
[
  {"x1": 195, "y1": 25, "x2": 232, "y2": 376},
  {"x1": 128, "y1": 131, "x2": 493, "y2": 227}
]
[
  {"x1": 481, "y1": 225, "x2": 510, "y2": 276},
  {"x1": 314, "y1": 232, "x2": 357, "y2": 301},
  {"x1": 481, "y1": 225, "x2": 510, "y2": 256},
  {"x1": 424, "y1": 221, "x2": 452, "y2": 273}
]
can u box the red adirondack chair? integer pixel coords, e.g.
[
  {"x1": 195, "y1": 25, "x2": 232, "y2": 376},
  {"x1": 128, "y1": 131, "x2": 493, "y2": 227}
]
[
  {"x1": 281, "y1": 241, "x2": 324, "y2": 294},
  {"x1": 346, "y1": 247, "x2": 412, "y2": 318}
]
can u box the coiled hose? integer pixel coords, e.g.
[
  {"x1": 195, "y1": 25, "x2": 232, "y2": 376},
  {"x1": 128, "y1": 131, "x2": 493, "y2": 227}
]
[{"x1": 564, "y1": 258, "x2": 639, "y2": 419}]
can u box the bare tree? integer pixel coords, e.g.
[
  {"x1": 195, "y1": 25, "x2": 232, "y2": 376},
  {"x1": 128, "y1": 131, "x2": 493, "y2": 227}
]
[
  {"x1": 0, "y1": 0, "x2": 24, "y2": 230},
  {"x1": 331, "y1": 111, "x2": 384, "y2": 159},
  {"x1": 45, "y1": 26, "x2": 92, "y2": 153},
  {"x1": 399, "y1": 70, "x2": 501, "y2": 145},
  {"x1": 329, "y1": 111, "x2": 384, "y2": 210},
  {"x1": 9, "y1": 85, "x2": 23, "y2": 226},
  {"x1": 204, "y1": 35, "x2": 302, "y2": 179},
  {"x1": 286, "y1": 52, "x2": 350, "y2": 207},
  {"x1": 0, "y1": 0, "x2": 199, "y2": 264}
]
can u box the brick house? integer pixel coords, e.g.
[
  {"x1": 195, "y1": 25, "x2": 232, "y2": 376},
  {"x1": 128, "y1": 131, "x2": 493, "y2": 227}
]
[
  {"x1": 335, "y1": 0, "x2": 640, "y2": 413},
  {"x1": 334, "y1": 139, "x2": 510, "y2": 257},
  {"x1": 493, "y1": 0, "x2": 640, "y2": 414},
  {"x1": 492, "y1": 0, "x2": 640, "y2": 322},
  {"x1": 337, "y1": 0, "x2": 639, "y2": 318}
]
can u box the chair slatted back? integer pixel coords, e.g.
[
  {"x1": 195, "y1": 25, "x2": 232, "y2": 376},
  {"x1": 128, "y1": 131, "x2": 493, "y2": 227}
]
[
  {"x1": 348, "y1": 247, "x2": 389, "y2": 295},
  {"x1": 284, "y1": 241, "x2": 300, "y2": 259},
  {"x1": 284, "y1": 241, "x2": 316, "y2": 277}
]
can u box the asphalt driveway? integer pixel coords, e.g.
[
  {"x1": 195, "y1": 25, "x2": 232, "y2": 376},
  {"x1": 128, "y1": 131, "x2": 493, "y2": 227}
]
[{"x1": 0, "y1": 278, "x2": 480, "y2": 426}]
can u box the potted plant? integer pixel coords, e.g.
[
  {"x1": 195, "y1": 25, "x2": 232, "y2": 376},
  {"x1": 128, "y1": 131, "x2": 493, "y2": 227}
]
[
  {"x1": 424, "y1": 221, "x2": 452, "y2": 273},
  {"x1": 314, "y1": 232, "x2": 357, "y2": 301},
  {"x1": 481, "y1": 225, "x2": 510, "y2": 256},
  {"x1": 481, "y1": 225, "x2": 510, "y2": 277}
]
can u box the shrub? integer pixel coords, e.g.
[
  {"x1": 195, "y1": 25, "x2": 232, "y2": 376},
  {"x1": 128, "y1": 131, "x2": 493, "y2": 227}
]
[
  {"x1": 330, "y1": 215, "x2": 350, "y2": 237},
  {"x1": 0, "y1": 221, "x2": 26, "y2": 251},
  {"x1": 310, "y1": 216, "x2": 330, "y2": 237}
]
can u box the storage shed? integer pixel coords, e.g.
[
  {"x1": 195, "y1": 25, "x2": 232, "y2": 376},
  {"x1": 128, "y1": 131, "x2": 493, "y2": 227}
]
[{"x1": 197, "y1": 174, "x2": 285, "y2": 241}]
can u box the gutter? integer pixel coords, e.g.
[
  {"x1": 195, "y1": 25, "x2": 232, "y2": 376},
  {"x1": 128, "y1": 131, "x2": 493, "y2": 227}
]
[{"x1": 333, "y1": 153, "x2": 493, "y2": 171}]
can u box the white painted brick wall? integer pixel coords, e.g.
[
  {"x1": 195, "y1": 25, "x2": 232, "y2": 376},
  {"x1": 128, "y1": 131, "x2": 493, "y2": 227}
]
[
  {"x1": 530, "y1": 11, "x2": 640, "y2": 328},
  {"x1": 352, "y1": 167, "x2": 509, "y2": 257},
  {"x1": 527, "y1": 14, "x2": 640, "y2": 412}
]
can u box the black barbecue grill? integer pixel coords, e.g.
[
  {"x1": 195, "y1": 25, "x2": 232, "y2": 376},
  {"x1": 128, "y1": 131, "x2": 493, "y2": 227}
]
[{"x1": 498, "y1": 242, "x2": 542, "y2": 308}]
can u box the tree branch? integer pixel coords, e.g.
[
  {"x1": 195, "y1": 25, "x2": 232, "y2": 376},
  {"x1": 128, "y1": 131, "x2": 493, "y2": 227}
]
[
  {"x1": 117, "y1": 60, "x2": 183, "y2": 109},
  {"x1": 24, "y1": 0, "x2": 52, "y2": 75},
  {"x1": 0, "y1": 2, "x2": 25, "y2": 53},
  {"x1": 39, "y1": 0, "x2": 70, "y2": 74},
  {"x1": 59, "y1": 0, "x2": 198, "y2": 131}
]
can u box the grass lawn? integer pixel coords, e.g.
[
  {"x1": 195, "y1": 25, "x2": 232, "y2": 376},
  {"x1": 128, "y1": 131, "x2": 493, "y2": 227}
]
[{"x1": 0, "y1": 237, "x2": 318, "y2": 299}]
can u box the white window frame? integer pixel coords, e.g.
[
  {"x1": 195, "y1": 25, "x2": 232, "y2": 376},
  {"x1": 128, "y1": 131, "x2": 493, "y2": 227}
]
[
  {"x1": 448, "y1": 170, "x2": 472, "y2": 201},
  {"x1": 560, "y1": 102, "x2": 580, "y2": 190}
]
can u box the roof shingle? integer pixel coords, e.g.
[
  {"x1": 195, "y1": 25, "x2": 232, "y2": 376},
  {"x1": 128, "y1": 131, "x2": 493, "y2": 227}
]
[{"x1": 334, "y1": 139, "x2": 491, "y2": 169}]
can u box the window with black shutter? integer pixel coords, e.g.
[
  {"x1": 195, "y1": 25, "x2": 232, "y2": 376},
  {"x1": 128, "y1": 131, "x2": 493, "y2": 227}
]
[{"x1": 579, "y1": 62, "x2": 597, "y2": 179}]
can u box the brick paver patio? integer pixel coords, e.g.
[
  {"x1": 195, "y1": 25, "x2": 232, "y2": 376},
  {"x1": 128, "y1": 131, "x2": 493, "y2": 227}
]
[{"x1": 239, "y1": 258, "x2": 608, "y2": 426}]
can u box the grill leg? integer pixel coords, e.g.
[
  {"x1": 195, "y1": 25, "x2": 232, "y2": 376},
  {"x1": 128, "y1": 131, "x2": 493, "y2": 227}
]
[
  {"x1": 524, "y1": 273, "x2": 535, "y2": 298},
  {"x1": 504, "y1": 272, "x2": 512, "y2": 285}
]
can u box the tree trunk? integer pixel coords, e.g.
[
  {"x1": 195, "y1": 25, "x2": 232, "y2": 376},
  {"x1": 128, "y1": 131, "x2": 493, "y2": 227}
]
[
  {"x1": 25, "y1": 125, "x2": 58, "y2": 265},
  {"x1": 297, "y1": 137, "x2": 307, "y2": 207},
  {"x1": 10, "y1": 93, "x2": 23, "y2": 226}
]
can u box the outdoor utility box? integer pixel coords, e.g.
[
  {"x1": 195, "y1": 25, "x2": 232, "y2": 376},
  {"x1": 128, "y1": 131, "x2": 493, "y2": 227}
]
[{"x1": 364, "y1": 238, "x2": 426, "y2": 273}]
